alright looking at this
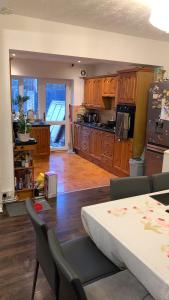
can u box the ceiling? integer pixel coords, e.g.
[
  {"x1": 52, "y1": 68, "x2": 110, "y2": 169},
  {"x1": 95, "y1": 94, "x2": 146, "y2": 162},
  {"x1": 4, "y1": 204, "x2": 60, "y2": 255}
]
[
  {"x1": 1, "y1": 0, "x2": 169, "y2": 42},
  {"x1": 9, "y1": 50, "x2": 137, "y2": 67}
]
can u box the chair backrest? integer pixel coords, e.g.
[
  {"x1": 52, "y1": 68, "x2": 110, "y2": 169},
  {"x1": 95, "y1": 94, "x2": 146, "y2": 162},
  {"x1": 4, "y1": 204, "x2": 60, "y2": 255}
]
[
  {"x1": 151, "y1": 172, "x2": 169, "y2": 192},
  {"x1": 110, "y1": 176, "x2": 152, "y2": 200},
  {"x1": 25, "y1": 199, "x2": 59, "y2": 296},
  {"x1": 48, "y1": 228, "x2": 87, "y2": 300}
]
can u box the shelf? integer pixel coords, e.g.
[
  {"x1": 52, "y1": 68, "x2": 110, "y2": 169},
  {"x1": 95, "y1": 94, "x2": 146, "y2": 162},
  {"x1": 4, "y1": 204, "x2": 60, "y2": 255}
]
[
  {"x1": 15, "y1": 166, "x2": 34, "y2": 170},
  {"x1": 15, "y1": 188, "x2": 34, "y2": 193}
]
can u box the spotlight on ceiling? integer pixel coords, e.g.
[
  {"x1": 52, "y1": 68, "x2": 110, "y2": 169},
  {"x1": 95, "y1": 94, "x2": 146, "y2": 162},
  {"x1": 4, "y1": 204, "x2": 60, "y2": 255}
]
[
  {"x1": 149, "y1": 0, "x2": 169, "y2": 33},
  {"x1": 77, "y1": 60, "x2": 81, "y2": 63},
  {"x1": 12, "y1": 53, "x2": 16, "y2": 57},
  {"x1": 0, "y1": 7, "x2": 13, "y2": 15}
]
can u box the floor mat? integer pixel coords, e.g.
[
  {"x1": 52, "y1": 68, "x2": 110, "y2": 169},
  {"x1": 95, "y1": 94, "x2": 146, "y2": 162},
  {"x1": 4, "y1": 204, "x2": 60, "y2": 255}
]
[{"x1": 5, "y1": 198, "x2": 51, "y2": 217}]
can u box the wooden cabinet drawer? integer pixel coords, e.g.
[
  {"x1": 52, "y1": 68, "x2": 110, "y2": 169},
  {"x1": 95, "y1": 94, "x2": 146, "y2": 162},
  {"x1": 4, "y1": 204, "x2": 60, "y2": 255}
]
[{"x1": 14, "y1": 144, "x2": 37, "y2": 152}]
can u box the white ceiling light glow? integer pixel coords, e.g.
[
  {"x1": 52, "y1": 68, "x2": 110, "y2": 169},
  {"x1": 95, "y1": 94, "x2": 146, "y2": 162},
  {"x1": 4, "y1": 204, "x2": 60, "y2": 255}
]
[{"x1": 149, "y1": 0, "x2": 169, "y2": 33}]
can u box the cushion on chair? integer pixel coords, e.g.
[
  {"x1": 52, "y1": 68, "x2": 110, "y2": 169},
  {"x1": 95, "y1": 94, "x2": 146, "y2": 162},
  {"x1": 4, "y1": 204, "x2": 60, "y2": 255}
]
[
  {"x1": 152, "y1": 172, "x2": 169, "y2": 192},
  {"x1": 110, "y1": 176, "x2": 152, "y2": 200},
  {"x1": 62, "y1": 236, "x2": 120, "y2": 284},
  {"x1": 84, "y1": 270, "x2": 154, "y2": 300}
]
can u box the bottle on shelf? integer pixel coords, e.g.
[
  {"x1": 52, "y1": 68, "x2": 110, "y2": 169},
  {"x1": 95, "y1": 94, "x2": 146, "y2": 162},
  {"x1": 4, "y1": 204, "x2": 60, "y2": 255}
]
[{"x1": 18, "y1": 178, "x2": 23, "y2": 190}]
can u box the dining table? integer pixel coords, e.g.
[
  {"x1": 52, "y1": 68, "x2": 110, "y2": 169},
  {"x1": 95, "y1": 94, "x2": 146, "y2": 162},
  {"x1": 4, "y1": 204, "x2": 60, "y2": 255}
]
[{"x1": 81, "y1": 189, "x2": 169, "y2": 300}]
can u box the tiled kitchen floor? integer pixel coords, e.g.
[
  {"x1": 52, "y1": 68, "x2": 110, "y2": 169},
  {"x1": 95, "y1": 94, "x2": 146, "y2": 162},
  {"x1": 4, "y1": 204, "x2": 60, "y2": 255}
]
[{"x1": 34, "y1": 152, "x2": 117, "y2": 193}]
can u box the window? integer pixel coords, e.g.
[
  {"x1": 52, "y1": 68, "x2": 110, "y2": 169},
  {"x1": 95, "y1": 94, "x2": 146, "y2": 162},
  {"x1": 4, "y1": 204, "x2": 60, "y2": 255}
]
[
  {"x1": 11, "y1": 79, "x2": 19, "y2": 112},
  {"x1": 23, "y1": 78, "x2": 38, "y2": 115},
  {"x1": 11, "y1": 77, "x2": 38, "y2": 116}
]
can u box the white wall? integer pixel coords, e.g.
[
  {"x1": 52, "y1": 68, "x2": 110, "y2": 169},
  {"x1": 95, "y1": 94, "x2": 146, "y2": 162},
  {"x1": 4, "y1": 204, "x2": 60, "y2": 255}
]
[
  {"x1": 87, "y1": 63, "x2": 135, "y2": 77},
  {"x1": 1, "y1": 13, "x2": 169, "y2": 195},
  {"x1": 11, "y1": 58, "x2": 93, "y2": 106}
]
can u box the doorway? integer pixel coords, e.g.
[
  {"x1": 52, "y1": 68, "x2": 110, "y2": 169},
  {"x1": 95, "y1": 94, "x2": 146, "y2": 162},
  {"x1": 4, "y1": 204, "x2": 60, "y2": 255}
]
[{"x1": 45, "y1": 80, "x2": 70, "y2": 150}]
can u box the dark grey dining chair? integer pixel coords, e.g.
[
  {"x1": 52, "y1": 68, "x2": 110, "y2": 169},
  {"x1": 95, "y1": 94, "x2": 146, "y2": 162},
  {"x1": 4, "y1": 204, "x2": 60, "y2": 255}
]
[
  {"x1": 110, "y1": 176, "x2": 152, "y2": 200},
  {"x1": 48, "y1": 228, "x2": 154, "y2": 300},
  {"x1": 26, "y1": 199, "x2": 120, "y2": 299},
  {"x1": 151, "y1": 172, "x2": 169, "y2": 192}
]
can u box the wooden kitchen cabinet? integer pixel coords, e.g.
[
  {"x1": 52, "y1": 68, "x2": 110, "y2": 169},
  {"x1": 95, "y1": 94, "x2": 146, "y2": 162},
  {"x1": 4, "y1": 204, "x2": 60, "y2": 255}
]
[
  {"x1": 90, "y1": 128, "x2": 102, "y2": 160},
  {"x1": 93, "y1": 78, "x2": 104, "y2": 108},
  {"x1": 117, "y1": 71, "x2": 137, "y2": 104},
  {"x1": 84, "y1": 76, "x2": 117, "y2": 109},
  {"x1": 84, "y1": 79, "x2": 94, "y2": 107},
  {"x1": 102, "y1": 76, "x2": 117, "y2": 97},
  {"x1": 74, "y1": 124, "x2": 132, "y2": 175},
  {"x1": 80, "y1": 126, "x2": 90, "y2": 153},
  {"x1": 101, "y1": 132, "x2": 115, "y2": 169},
  {"x1": 113, "y1": 138, "x2": 133, "y2": 176},
  {"x1": 31, "y1": 126, "x2": 50, "y2": 157},
  {"x1": 74, "y1": 123, "x2": 81, "y2": 150},
  {"x1": 74, "y1": 124, "x2": 115, "y2": 173}
]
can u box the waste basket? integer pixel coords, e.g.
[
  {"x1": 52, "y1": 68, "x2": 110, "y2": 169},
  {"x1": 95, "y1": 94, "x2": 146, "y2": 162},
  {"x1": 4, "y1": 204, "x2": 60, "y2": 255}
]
[{"x1": 129, "y1": 158, "x2": 144, "y2": 177}]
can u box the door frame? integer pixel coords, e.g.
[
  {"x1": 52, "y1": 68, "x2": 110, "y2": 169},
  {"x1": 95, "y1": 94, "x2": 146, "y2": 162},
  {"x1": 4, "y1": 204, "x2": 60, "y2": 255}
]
[{"x1": 45, "y1": 78, "x2": 72, "y2": 151}]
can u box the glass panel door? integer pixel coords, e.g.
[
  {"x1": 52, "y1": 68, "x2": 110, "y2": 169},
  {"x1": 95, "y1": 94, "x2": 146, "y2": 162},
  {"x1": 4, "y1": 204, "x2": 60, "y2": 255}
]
[
  {"x1": 23, "y1": 78, "x2": 38, "y2": 116},
  {"x1": 45, "y1": 82, "x2": 68, "y2": 150}
]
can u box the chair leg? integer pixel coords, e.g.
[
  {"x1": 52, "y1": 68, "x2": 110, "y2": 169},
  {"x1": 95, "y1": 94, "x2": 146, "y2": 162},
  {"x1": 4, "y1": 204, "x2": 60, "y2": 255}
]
[{"x1": 31, "y1": 259, "x2": 39, "y2": 300}]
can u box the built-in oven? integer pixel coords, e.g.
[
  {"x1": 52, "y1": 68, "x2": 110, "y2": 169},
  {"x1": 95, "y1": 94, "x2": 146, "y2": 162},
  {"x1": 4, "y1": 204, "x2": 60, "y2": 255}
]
[{"x1": 115, "y1": 104, "x2": 136, "y2": 139}]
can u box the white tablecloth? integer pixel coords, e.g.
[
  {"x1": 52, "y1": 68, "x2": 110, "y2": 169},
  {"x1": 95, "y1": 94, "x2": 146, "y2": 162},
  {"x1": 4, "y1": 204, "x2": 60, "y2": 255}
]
[{"x1": 81, "y1": 190, "x2": 169, "y2": 300}]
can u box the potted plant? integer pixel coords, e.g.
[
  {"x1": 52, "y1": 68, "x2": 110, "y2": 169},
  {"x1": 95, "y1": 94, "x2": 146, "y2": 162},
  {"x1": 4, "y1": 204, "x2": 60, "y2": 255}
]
[
  {"x1": 13, "y1": 95, "x2": 31, "y2": 142},
  {"x1": 17, "y1": 118, "x2": 32, "y2": 142},
  {"x1": 13, "y1": 95, "x2": 30, "y2": 120}
]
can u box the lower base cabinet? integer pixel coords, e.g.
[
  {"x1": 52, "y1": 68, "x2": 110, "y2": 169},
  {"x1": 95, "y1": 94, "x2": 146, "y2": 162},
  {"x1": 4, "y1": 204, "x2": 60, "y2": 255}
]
[
  {"x1": 90, "y1": 129, "x2": 102, "y2": 160},
  {"x1": 113, "y1": 138, "x2": 133, "y2": 176},
  {"x1": 74, "y1": 124, "x2": 132, "y2": 176},
  {"x1": 101, "y1": 132, "x2": 114, "y2": 170},
  {"x1": 31, "y1": 126, "x2": 50, "y2": 157}
]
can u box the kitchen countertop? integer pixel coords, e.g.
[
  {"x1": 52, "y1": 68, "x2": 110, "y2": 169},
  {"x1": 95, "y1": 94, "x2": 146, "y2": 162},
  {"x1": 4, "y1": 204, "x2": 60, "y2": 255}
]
[
  {"x1": 75, "y1": 122, "x2": 115, "y2": 134},
  {"x1": 31, "y1": 121, "x2": 50, "y2": 127},
  {"x1": 15, "y1": 138, "x2": 37, "y2": 146}
]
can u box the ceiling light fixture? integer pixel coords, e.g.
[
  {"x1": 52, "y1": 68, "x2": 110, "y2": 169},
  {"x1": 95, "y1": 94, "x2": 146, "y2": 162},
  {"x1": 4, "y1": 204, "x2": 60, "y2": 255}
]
[
  {"x1": 12, "y1": 53, "x2": 16, "y2": 57},
  {"x1": 77, "y1": 60, "x2": 81, "y2": 63},
  {"x1": 149, "y1": 0, "x2": 169, "y2": 33}
]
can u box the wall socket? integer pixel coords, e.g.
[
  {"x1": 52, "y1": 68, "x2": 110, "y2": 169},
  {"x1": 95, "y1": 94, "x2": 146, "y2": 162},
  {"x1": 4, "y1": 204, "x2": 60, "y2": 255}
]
[{"x1": 2, "y1": 191, "x2": 15, "y2": 200}]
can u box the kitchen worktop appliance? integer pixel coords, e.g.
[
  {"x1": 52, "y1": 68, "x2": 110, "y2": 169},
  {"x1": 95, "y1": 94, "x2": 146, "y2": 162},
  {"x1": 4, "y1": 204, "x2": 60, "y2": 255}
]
[{"x1": 84, "y1": 111, "x2": 100, "y2": 123}]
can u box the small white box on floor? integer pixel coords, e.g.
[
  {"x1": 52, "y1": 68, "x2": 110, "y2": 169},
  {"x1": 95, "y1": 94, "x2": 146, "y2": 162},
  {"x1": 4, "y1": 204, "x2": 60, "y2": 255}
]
[
  {"x1": 162, "y1": 149, "x2": 169, "y2": 172},
  {"x1": 44, "y1": 171, "x2": 57, "y2": 199}
]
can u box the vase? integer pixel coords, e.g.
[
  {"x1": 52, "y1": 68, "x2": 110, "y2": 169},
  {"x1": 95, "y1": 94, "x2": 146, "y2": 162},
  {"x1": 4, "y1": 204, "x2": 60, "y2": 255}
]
[{"x1": 17, "y1": 133, "x2": 30, "y2": 142}]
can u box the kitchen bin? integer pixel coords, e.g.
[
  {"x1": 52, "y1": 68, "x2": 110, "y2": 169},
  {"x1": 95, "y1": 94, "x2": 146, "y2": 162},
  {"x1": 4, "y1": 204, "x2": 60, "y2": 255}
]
[{"x1": 129, "y1": 158, "x2": 144, "y2": 177}]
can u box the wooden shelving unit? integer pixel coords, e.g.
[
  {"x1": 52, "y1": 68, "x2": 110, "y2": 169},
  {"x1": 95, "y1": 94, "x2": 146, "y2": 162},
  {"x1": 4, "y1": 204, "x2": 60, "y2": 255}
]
[{"x1": 14, "y1": 140, "x2": 37, "y2": 201}]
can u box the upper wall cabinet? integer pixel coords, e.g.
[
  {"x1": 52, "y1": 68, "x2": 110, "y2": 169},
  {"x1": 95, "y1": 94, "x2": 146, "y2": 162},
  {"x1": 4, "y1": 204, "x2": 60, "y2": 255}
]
[
  {"x1": 84, "y1": 79, "x2": 94, "y2": 108},
  {"x1": 93, "y1": 78, "x2": 104, "y2": 108},
  {"x1": 84, "y1": 75, "x2": 117, "y2": 109},
  {"x1": 117, "y1": 72, "x2": 137, "y2": 104},
  {"x1": 102, "y1": 76, "x2": 117, "y2": 97},
  {"x1": 84, "y1": 78, "x2": 103, "y2": 109}
]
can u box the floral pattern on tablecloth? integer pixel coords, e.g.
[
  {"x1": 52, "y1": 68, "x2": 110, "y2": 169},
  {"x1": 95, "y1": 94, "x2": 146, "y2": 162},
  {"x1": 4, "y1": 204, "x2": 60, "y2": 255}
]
[
  {"x1": 107, "y1": 207, "x2": 128, "y2": 217},
  {"x1": 107, "y1": 199, "x2": 169, "y2": 235},
  {"x1": 107, "y1": 200, "x2": 162, "y2": 218}
]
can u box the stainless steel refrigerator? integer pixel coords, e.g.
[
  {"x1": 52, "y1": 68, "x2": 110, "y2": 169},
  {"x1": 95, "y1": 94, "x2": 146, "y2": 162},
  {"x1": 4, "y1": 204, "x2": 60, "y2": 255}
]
[{"x1": 145, "y1": 81, "x2": 169, "y2": 175}]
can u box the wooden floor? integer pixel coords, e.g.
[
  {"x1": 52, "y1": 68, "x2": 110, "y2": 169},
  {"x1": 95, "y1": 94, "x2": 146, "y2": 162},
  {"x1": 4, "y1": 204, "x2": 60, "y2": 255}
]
[
  {"x1": 34, "y1": 152, "x2": 116, "y2": 193},
  {"x1": 0, "y1": 187, "x2": 111, "y2": 300}
]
